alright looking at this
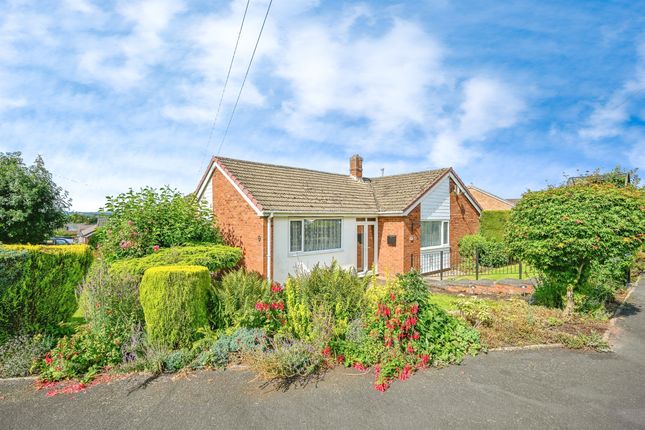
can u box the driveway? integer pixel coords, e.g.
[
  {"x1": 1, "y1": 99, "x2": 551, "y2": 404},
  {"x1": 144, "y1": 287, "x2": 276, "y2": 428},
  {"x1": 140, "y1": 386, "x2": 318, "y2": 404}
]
[{"x1": 1, "y1": 278, "x2": 644, "y2": 430}]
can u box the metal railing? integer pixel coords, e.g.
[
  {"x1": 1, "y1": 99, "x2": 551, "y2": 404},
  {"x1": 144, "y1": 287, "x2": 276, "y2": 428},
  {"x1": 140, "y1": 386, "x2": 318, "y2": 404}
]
[{"x1": 414, "y1": 248, "x2": 531, "y2": 281}]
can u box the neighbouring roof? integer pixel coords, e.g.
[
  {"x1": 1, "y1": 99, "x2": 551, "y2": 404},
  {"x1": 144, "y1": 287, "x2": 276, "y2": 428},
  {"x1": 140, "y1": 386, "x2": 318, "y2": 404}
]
[
  {"x1": 467, "y1": 185, "x2": 516, "y2": 210},
  {"x1": 198, "y1": 156, "x2": 478, "y2": 215}
]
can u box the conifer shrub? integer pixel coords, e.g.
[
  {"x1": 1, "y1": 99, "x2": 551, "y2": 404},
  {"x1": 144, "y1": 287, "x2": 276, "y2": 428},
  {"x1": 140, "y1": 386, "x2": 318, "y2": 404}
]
[
  {"x1": 139, "y1": 265, "x2": 210, "y2": 349},
  {"x1": 109, "y1": 245, "x2": 241, "y2": 279},
  {"x1": 0, "y1": 245, "x2": 92, "y2": 342}
]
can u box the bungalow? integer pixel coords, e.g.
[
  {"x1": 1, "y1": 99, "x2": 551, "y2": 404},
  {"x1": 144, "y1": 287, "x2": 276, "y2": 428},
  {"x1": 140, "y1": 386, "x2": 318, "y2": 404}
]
[{"x1": 195, "y1": 155, "x2": 482, "y2": 283}]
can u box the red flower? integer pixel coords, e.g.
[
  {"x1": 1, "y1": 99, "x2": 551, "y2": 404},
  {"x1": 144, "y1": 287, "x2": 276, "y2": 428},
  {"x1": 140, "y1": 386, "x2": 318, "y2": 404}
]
[
  {"x1": 399, "y1": 364, "x2": 412, "y2": 381},
  {"x1": 322, "y1": 346, "x2": 331, "y2": 357},
  {"x1": 44, "y1": 353, "x2": 53, "y2": 365},
  {"x1": 336, "y1": 355, "x2": 345, "y2": 364},
  {"x1": 353, "y1": 362, "x2": 367, "y2": 371},
  {"x1": 375, "y1": 381, "x2": 389, "y2": 392},
  {"x1": 411, "y1": 332, "x2": 420, "y2": 340},
  {"x1": 390, "y1": 293, "x2": 396, "y2": 302},
  {"x1": 410, "y1": 304, "x2": 419, "y2": 315},
  {"x1": 407, "y1": 344, "x2": 415, "y2": 354},
  {"x1": 420, "y1": 354, "x2": 430, "y2": 366},
  {"x1": 271, "y1": 283, "x2": 283, "y2": 293}
]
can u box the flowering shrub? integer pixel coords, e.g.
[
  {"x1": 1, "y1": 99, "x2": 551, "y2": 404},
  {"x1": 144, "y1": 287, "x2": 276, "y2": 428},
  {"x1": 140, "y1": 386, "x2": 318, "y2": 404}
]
[
  {"x1": 253, "y1": 282, "x2": 286, "y2": 333},
  {"x1": 38, "y1": 327, "x2": 123, "y2": 382},
  {"x1": 95, "y1": 186, "x2": 221, "y2": 261},
  {"x1": 333, "y1": 271, "x2": 481, "y2": 392}
]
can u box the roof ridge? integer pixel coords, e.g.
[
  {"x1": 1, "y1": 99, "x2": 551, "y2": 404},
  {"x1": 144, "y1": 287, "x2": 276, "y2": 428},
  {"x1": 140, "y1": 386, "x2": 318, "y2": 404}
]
[
  {"x1": 216, "y1": 156, "x2": 354, "y2": 178},
  {"x1": 371, "y1": 167, "x2": 450, "y2": 180}
]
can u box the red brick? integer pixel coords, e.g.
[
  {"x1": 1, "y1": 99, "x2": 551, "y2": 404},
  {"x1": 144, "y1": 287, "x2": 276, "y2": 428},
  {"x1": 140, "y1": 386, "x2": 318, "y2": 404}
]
[{"x1": 212, "y1": 169, "x2": 267, "y2": 276}]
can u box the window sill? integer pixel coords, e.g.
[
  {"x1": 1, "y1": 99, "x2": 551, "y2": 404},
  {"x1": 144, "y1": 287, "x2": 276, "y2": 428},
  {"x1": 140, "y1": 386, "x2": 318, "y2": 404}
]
[
  {"x1": 420, "y1": 245, "x2": 450, "y2": 251},
  {"x1": 288, "y1": 248, "x2": 344, "y2": 257}
]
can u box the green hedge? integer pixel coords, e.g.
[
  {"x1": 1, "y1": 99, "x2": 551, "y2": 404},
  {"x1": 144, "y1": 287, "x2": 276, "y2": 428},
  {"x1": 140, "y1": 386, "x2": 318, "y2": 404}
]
[
  {"x1": 0, "y1": 245, "x2": 93, "y2": 342},
  {"x1": 110, "y1": 245, "x2": 241, "y2": 279},
  {"x1": 479, "y1": 210, "x2": 511, "y2": 242},
  {"x1": 458, "y1": 235, "x2": 508, "y2": 268},
  {"x1": 139, "y1": 265, "x2": 210, "y2": 349}
]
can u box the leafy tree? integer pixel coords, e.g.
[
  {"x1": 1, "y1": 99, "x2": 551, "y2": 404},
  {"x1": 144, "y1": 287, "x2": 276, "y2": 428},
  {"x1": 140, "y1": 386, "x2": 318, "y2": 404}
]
[
  {"x1": 0, "y1": 152, "x2": 70, "y2": 244},
  {"x1": 506, "y1": 183, "x2": 644, "y2": 314},
  {"x1": 66, "y1": 212, "x2": 98, "y2": 224},
  {"x1": 96, "y1": 186, "x2": 221, "y2": 260}
]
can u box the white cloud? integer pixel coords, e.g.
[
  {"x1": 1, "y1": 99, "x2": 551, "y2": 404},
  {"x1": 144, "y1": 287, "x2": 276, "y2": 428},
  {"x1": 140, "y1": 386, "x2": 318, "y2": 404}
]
[
  {"x1": 579, "y1": 41, "x2": 645, "y2": 140},
  {"x1": 78, "y1": 0, "x2": 185, "y2": 90},
  {"x1": 273, "y1": 16, "x2": 446, "y2": 146},
  {"x1": 429, "y1": 77, "x2": 525, "y2": 166}
]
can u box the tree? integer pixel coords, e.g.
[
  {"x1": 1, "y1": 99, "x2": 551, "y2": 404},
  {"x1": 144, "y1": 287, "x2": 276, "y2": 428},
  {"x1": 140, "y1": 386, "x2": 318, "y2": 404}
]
[
  {"x1": 506, "y1": 183, "x2": 644, "y2": 314},
  {"x1": 96, "y1": 186, "x2": 221, "y2": 260},
  {"x1": 0, "y1": 152, "x2": 70, "y2": 244}
]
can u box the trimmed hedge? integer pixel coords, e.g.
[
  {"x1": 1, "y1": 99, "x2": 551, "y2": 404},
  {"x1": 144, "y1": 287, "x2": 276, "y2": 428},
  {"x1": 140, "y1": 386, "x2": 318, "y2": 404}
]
[
  {"x1": 0, "y1": 245, "x2": 93, "y2": 342},
  {"x1": 479, "y1": 210, "x2": 511, "y2": 242},
  {"x1": 139, "y1": 265, "x2": 210, "y2": 349},
  {"x1": 458, "y1": 235, "x2": 508, "y2": 268},
  {"x1": 110, "y1": 245, "x2": 241, "y2": 279}
]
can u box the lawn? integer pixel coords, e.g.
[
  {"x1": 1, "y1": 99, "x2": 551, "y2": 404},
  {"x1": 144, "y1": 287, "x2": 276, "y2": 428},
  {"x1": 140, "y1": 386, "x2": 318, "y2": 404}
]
[{"x1": 428, "y1": 292, "x2": 609, "y2": 350}]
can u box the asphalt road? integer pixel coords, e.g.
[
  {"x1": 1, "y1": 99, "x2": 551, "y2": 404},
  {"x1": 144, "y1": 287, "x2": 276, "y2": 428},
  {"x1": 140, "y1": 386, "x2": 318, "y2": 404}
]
[{"x1": 1, "y1": 278, "x2": 644, "y2": 430}]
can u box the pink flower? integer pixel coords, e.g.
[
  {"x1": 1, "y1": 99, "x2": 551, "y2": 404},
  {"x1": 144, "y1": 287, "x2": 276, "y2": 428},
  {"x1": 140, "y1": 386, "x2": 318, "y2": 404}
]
[
  {"x1": 407, "y1": 344, "x2": 415, "y2": 354},
  {"x1": 410, "y1": 304, "x2": 419, "y2": 315},
  {"x1": 152, "y1": 245, "x2": 160, "y2": 252}
]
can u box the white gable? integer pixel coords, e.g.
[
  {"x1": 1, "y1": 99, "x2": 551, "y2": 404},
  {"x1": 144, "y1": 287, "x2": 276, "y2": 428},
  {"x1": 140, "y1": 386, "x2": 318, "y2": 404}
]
[
  {"x1": 420, "y1": 175, "x2": 450, "y2": 220},
  {"x1": 201, "y1": 178, "x2": 213, "y2": 209}
]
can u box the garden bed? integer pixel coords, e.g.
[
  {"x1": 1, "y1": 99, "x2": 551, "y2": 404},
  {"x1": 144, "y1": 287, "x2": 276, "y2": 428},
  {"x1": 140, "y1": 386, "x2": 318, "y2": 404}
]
[{"x1": 428, "y1": 292, "x2": 610, "y2": 350}]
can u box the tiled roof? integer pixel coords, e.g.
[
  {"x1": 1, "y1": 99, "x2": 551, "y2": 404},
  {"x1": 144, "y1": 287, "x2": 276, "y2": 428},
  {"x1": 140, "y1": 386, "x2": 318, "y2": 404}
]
[
  {"x1": 210, "y1": 157, "x2": 450, "y2": 214},
  {"x1": 371, "y1": 170, "x2": 449, "y2": 212}
]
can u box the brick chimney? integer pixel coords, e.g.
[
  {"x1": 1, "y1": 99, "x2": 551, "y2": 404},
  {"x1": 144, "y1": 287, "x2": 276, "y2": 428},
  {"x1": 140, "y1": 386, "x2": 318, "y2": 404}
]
[{"x1": 350, "y1": 154, "x2": 363, "y2": 179}]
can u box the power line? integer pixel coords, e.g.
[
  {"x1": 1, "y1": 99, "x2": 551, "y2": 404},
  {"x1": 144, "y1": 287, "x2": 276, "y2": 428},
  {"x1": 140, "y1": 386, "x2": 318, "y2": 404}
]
[
  {"x1": 198, "y1": 0, "x2": 251, "y2": 172},
  {"x1": 216, "y1": 0, "x2": 273, "y2": 155}
]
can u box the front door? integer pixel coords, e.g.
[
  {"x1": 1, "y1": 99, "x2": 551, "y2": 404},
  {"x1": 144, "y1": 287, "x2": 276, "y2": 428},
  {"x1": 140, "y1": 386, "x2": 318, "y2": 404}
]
[{"x1": 356, "y1": 220, "x2": 376, "y2": 274}]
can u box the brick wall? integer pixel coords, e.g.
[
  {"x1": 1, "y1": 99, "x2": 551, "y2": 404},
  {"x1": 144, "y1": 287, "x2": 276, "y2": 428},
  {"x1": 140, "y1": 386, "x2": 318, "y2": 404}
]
[
  {"x1": 467, "y1": 188, "x2": 513, "y2": 211},
  {"x1": 450, "y1": 179, "x2": 481, "y2": 263},
  {"x1": 212, "y1": 169, "x2": 267, "y2": 276},
  {"x1": 377, "y1": 206, "x2": 421, "y2": 276}
]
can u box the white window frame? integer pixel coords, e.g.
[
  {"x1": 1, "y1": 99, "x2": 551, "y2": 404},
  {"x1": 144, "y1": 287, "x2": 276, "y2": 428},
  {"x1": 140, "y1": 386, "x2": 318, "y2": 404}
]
[
  {"x1": 420, "y1": 220, "x2": 450, "y2": 250},
  {"x1": 289, "y1": 218, "x2": 343, "y2": 255}
]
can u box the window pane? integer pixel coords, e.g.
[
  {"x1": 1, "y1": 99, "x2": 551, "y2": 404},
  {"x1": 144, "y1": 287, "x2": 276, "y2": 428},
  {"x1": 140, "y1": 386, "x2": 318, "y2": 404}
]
[
  {"x1": 421, "y1": 221, "x2": 442, "y2": 247},
  {"x1": 290, "y1": 221, "x2": 302, "y2": 252},
  {"x1": 443, "y1": 222, "x2": 449, "y2": 245},
  {"x1": 304, "y1": 219, "x2": 341, "y2": 252}
]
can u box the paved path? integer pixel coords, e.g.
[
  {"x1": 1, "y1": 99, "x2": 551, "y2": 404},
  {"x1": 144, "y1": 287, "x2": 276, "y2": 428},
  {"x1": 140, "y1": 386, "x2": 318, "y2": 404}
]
[{"x1": 1, "y1": 278, "x2": 644, "y2": 430}]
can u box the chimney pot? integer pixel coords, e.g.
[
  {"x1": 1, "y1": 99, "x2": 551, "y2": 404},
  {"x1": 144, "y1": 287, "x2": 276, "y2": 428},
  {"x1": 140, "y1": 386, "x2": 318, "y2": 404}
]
[{"x1": 350, "y1": 154, "x2": 363, "y2": 179}]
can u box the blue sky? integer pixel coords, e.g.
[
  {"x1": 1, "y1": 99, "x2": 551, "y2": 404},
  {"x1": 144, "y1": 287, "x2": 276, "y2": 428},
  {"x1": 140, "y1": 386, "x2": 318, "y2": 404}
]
[{"x1": 1, "y1": 0, "x2": 643, "y2": 211}]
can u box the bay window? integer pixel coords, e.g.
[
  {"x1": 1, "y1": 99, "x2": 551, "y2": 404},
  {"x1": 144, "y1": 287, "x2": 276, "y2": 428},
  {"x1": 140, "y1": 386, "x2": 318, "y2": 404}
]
[
  {"x1": 421, "y1": 220, "x2": 449, "y2": 248},
  {"x1": 289, "y1": 219, "x2": 342, "y2": 253}
]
